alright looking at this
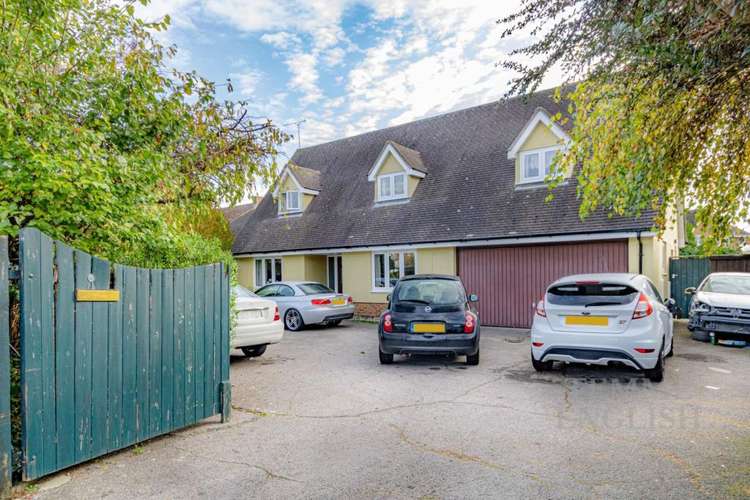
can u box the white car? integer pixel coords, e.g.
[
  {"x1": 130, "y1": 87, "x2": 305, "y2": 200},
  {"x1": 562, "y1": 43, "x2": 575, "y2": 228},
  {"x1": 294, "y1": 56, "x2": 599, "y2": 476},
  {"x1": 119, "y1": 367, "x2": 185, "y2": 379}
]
[
  {"x1": 686, "y1": 272, "x2": 750, "y2": 343},
  {"x1": 530, "y1": 273, "x2": 675, "y2": 382},
  {"x1": 232, "y1": 285, "x2": 284, "y2": 357}
]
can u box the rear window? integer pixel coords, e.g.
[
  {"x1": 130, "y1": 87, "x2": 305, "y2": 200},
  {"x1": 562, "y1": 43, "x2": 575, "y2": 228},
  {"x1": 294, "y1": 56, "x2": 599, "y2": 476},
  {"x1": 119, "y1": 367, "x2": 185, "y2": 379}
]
[
  {"x1": 394, "y1": 279, "x2": 466, "y2": 306},
  {"x1": 547, "y1": 283, "x2": 639, "y2": 306},
  {"x1": 298, "y1": 283, "x2": 333, "y2": 295}
]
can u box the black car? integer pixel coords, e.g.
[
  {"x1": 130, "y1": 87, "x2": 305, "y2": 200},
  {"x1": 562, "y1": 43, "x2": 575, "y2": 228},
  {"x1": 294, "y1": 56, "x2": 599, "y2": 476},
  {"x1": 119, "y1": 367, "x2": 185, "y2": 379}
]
[{"x1": 378, "y1": 274, "x2": 480, "y2": 365}]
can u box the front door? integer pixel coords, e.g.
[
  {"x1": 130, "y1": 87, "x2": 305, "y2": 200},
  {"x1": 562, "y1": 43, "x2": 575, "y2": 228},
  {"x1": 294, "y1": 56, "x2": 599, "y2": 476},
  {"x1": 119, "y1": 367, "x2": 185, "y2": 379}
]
[{"x1": 327, "y1": 255, "x2": 343, "y2": 293}]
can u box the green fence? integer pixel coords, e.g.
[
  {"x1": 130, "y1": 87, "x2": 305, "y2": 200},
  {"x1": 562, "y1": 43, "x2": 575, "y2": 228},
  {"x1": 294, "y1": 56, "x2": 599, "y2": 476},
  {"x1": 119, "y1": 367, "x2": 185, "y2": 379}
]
[
  {"x1": 0, "y1": 236, "x2": 10, "y2": 497},
  {"x1": 669, "y1": 257, "x2": 710, "y2": 318},
  {"x1": 0, "y1": 227, "x2": 231, "y2": 488}
]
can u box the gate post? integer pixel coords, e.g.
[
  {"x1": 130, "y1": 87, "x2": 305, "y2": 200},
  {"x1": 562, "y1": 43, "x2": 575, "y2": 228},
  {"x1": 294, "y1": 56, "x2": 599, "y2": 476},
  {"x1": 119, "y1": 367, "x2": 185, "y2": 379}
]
[{"x1": 0, "y1": 236, "x2": 12, "y2": 499}]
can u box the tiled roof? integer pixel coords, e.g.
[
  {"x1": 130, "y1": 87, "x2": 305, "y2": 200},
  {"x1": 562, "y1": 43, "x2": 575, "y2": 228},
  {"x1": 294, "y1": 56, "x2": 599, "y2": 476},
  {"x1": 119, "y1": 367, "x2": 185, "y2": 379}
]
[
  {"x1": 232, "y1": 89, "x2": 655, "y2": 255},
  {"x1": 222, "y1": 203, "x2": 256, "y2": 222},
  {"x1": 387, "y1": 141, "x2": 427, "y2": 174},
  {"x1": 288, "y1": 163, "x2": 321, "y2": 192}
]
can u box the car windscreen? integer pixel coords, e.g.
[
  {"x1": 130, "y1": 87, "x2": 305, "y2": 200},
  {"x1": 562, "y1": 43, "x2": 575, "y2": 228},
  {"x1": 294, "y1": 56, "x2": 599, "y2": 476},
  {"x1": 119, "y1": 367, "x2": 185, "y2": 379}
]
[
  {"x1": 234, "y1": 285, "x2": 257, "y2": 298},
  {"x1": 394, "y1": 279, "x2": 466, "y2": 306},
  {"x1": 546, "y1": 283, "x2": 639, "y2": 306},
  {"x1": 700, "y1": 275, "x2": 750, "y2": 295},
  {"x1": 298, "y1": 283, "x2": 334, "y2": 295}
]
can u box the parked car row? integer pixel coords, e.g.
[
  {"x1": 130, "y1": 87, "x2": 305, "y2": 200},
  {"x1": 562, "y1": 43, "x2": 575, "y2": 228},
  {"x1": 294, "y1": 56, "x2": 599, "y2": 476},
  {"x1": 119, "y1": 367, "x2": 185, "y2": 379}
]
[
  {"x1": 233, "y1": 270, "x2": 749, "y2": 380},
  {"x1": 230, "y1": 281, "x2": 355, "y2": 358}
]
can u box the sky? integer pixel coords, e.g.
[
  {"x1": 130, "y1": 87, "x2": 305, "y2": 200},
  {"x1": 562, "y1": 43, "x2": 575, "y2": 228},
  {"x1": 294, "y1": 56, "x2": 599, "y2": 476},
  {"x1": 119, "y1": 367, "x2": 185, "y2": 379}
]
[{"x1": 136, "y1": 0, "x2": 564, "y2": 194}]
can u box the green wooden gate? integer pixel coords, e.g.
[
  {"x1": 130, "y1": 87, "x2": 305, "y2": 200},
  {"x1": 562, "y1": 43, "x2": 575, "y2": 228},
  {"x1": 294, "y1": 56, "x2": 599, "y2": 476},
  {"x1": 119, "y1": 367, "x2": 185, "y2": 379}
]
[
  {"x1": 11, "y1": 228, "x2": 230, "y2": 482},
  {"x1": 669, "y1": 257, "x2": 710, "y2": 318},
  {"x1": 0, "y1": 236, "x2": 11, "y2": 497}
]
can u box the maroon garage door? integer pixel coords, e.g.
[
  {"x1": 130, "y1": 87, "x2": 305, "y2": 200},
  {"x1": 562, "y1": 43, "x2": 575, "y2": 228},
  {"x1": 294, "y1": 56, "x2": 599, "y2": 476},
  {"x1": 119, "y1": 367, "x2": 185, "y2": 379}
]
[{"x1": 458, "y1": 240, "x2": 629, "y2": 328}]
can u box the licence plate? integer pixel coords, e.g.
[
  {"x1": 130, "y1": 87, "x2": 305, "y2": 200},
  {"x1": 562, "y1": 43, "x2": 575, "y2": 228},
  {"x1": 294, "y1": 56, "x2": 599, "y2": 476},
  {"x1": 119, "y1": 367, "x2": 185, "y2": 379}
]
[
  {"x1": 412, "y1": 323, "x2": 446, "y2": 333},
  {"x1": 332, "y1": 297, "x2": 345, "y2": 305},
  {"x1": 242, "y1": 310, "x2": 263, "y2": 320},
  {"x1": 565, "y1": 316, "x2": 608, "y2": 326}
]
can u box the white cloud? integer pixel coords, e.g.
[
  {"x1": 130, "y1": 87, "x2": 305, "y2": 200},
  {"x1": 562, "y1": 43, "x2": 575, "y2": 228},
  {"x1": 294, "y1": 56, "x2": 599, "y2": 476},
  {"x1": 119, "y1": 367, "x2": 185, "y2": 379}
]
[
  {"x1": 285, "y1": 52, "x2": 322, "y2": 105},
  {"x1": 260, "y1": 31, "x2": 301, "y2": 50},
  {"x1": 229, "y1": 70, "x2": 263, "y2": 97}
]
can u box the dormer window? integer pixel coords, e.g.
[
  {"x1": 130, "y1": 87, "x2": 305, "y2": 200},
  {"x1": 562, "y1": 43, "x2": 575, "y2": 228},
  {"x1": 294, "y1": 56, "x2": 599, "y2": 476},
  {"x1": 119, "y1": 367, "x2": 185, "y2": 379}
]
[
  {"x1": 284, "y1": 191, "x2": 301, "y2": 211},
  {"x1": 508, "y1": 108, "x2": 571, "y2": 186},
  {"x1": 519, "y1": 147, "x2": 558, "y2": 184},
  {"x1": 368, "y1": 141, "x2": 427, "y2": 204},
  {"x1": 378, "y1": 172, "x2": 407, "y2": 201},
  {"x1": 273, "y1": 162, "x2": 321, "y2": 216}
]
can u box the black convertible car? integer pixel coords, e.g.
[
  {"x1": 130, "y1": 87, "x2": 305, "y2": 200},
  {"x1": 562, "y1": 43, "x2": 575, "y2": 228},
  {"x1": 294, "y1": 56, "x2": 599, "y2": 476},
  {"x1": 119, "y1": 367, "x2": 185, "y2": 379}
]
[{"x1": 378, "y1": 274, "x2": 480, "y2": 365}]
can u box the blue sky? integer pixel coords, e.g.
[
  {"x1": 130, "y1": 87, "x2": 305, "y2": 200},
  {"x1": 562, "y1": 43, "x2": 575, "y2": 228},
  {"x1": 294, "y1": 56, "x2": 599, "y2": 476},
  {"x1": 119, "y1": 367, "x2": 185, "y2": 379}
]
[{"x1": 137, "y1": 0, "x2": 563, "y2": 173}]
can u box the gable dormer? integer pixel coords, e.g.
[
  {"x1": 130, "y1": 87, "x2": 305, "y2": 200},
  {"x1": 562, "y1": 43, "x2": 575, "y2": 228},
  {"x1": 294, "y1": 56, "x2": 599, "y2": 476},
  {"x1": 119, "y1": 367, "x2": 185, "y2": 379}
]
[
  {"x1": 367, "y1": 141, "x2": 426, "y2": 203},
  {"x1": 507, "y1": 108, "x2": 570, "y2": 185},
  {"x1": 272, "y1": 163, "x2": 321, "y2": 216}
]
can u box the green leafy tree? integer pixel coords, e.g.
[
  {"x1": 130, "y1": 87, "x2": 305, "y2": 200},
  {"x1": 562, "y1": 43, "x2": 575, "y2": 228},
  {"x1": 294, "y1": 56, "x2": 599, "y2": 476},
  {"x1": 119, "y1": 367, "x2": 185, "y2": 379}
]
[
  {"x1": 0, "y1": 0, "x2": 288, "y2": 268},
  {"x1": 500, "y1": 0, "x2": 750, "y2": 251}
]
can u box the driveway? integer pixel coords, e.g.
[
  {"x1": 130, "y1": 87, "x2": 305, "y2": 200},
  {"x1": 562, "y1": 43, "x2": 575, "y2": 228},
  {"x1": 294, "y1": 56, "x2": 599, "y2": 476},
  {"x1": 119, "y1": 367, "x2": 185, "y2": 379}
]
[{"x1": 34, "y1": 322, "x2": 750, "y2": 499}]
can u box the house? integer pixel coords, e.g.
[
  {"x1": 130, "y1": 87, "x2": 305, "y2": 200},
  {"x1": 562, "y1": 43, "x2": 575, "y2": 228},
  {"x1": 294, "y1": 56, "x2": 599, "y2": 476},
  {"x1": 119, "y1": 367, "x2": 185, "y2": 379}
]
[
  {"x1": 231, "y1": 89, "x2": 681, "y2": 328},
  {"x1": 684, "y1": 209, "x2": 750, "y2": 254}
]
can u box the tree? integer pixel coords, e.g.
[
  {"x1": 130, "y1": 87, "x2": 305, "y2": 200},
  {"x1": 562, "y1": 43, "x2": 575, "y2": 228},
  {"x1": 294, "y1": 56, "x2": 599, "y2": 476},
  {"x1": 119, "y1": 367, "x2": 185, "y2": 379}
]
[
  {"x1": 0, "y1": 0, "x2": 288, "y2": 267},
  {"x1": 499, "y1": 0, "x2": 750, "y2": 251}
]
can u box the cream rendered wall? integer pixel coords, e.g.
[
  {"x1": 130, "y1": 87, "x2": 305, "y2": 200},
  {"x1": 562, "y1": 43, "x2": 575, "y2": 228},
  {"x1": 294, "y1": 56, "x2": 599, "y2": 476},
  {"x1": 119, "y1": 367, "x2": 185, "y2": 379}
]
[
  {"x1": 306, "y1": 255, "x2": 327, "y2": 284},
  {"x1": 342, "y1": 251, "x2": 387, "y2": 303},
  {"x1": 515, "y1": 122, "x2": 570, "y2": 183},
  {"x1": 282, "y1": 255, "x2": 306, "y2": 281},
  {"x1": 237, "y1": 257, "x2": 253, "y2": 288},
  {"x1": 417, "y1": 247, "x2": 456, "y2": 275},
  {"x1": 627, "y1": 230, "x2": 680, "y2": 298},
  {"x1": 375, "y1": 153, "x2": 421, "y2": 198}
]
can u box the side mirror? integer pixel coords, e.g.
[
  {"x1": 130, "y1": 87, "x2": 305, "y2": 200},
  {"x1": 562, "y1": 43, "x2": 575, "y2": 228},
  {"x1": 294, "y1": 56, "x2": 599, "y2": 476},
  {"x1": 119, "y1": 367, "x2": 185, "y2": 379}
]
[
  {"x1": 664, "y1": 298, "x2": 677, "y2": 313},
  {"x1": 684, "y1": 287, "x2": 696, "y2": 296},
  {"x1": 468, "y1": 294, "x2": 479, "y2": 302}
]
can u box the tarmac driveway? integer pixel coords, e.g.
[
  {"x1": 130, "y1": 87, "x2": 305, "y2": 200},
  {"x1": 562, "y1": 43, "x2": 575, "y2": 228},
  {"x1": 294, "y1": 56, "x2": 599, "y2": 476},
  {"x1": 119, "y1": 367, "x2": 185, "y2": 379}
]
[{"x1": 34, "y1": 321, "x2": 750, "y2": 499}]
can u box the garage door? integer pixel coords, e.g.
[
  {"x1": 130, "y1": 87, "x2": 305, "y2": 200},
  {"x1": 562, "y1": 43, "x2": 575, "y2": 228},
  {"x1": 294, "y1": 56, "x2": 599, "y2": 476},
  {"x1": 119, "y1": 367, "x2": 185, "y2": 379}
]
[{"x1": 458, "y1": 240, "x2": 629, "y2": 328}]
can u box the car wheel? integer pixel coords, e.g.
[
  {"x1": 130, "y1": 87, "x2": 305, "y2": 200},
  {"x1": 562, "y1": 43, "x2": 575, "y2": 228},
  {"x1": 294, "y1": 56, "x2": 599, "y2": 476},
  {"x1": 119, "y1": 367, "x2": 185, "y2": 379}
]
[
  {"x1": 284, "y1": 309, "x2": 304, "y2": 331},
  {"x1": 531, "y1": 352, "x2": 553, "y2": 372},
  {"x1": 645, "y1": 339, "x2": 665, "y2": 383},
  {"x1": 379, "y1": 348, "x2": 394, "y2": 364},
  {"x1": 241, "y1": 345, "x2": 267, "y2": 358},
  {"x1": 691, "y1": 328, "x2": 710, "y2": 342},
  {"x1": 466, "y1": 349, "x2": 480, "y2": 366},
  {"x1": 666, "y1": 336, "x2": 674, "y2": 358},
  {"x1": 328, "y1": 319, "x2": 342, "y2": 327}
]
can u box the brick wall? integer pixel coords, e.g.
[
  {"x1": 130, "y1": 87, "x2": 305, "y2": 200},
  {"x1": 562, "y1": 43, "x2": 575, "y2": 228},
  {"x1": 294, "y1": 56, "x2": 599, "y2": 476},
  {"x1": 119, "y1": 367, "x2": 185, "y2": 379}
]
[{"x1": 354, "y1": 302, "x2": 386, "y2": 319}]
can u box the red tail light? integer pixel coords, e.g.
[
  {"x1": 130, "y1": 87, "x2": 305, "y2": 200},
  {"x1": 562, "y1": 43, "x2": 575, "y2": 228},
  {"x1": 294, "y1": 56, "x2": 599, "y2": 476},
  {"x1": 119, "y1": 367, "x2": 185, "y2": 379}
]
[
  {"x1": 464, "y1": 312, "x2": 476, "y2": 333},
  {"x1": 383, "y1": 313, "x2": 393, "y2": 333},
  {"x1": 634, "y1": 347, "x2": 655, "y2": 353},
  {"x1": 347, "y1": 296, "x2": 353, "y2": 304},
  {"x1": 273, "y1": 305, "x2": 280, "y2": 322},
  {"x1": 535, "y1": 297, "x2": 546, "y2": 317},
  {"x1": 311, "y1": 298, "x2": 331, "y2": 306},
  {"x1": 632, "y1": 293, "x2": 653, "y2": 319},
  {"x1": 532, "y1": 342, "x2": 544, "y2": 348}
]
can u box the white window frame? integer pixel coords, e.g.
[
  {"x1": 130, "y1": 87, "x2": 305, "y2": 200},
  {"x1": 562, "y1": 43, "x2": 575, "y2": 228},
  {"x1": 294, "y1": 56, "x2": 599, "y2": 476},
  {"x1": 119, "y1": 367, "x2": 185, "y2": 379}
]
[
  {"x1": 284, "y1": 191, "x2": 301, "y2": 212},
  {"x1": 371, "y1": 250, "x2": 417, "y2": 292},
  {"x1": 518, "y1": 146, "x2": 560, "y2": 184},
  {"x1": 254, "y1": 257, "x2": 283, "y2": 288},
  {"x1": 377, "y1": 172, "x2": 408, "y2": 202}
]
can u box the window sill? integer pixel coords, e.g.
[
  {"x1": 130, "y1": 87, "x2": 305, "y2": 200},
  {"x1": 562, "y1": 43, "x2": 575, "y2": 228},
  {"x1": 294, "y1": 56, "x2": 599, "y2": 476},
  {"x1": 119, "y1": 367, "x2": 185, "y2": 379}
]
[
  {"x1": 373, "y1": 198, "x2": 410, "y2": 207},
  {"x1": 278, "y1": 211, "x2": 303, "y2": 217},
  {"x1": 371, "y1": 288, "x2": 393, "y2": 293},
  {"x1": 514, "y1": 180, "x2": 568, "y2": 191}
]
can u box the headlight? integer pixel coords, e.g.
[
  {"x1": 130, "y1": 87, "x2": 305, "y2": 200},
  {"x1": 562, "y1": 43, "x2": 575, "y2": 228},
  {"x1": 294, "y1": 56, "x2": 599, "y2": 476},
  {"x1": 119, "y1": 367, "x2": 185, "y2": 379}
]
[{"x1": 690, "y1": 301, "x2": 711, "y2": 314}]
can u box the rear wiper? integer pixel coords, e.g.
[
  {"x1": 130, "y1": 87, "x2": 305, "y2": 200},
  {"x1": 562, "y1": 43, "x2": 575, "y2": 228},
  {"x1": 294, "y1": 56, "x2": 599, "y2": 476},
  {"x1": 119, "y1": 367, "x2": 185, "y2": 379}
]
[
  {"x1": 584, "y1": 301, "x2": 621, "y2": 307},
  {"x1": 398, "y1": 299, "x2": 430, "y2": 305}
]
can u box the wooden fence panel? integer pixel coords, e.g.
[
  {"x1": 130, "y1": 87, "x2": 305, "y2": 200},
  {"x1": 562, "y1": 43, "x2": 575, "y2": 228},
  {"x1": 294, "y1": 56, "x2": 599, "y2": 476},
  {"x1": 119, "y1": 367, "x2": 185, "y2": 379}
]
[
  {"x1": 16, "y1": 228, "x2": 230, "y2": 482},
  {"x1": 0, "y1": 236, "x2": 11, "y2": 498}
]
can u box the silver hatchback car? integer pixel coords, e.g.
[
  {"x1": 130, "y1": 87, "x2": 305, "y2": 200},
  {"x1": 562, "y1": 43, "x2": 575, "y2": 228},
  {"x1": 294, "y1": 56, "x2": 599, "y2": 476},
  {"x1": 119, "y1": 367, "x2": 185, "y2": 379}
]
[{"x1": 254, "y1": 281, "x2": 355, "y2": 331}]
